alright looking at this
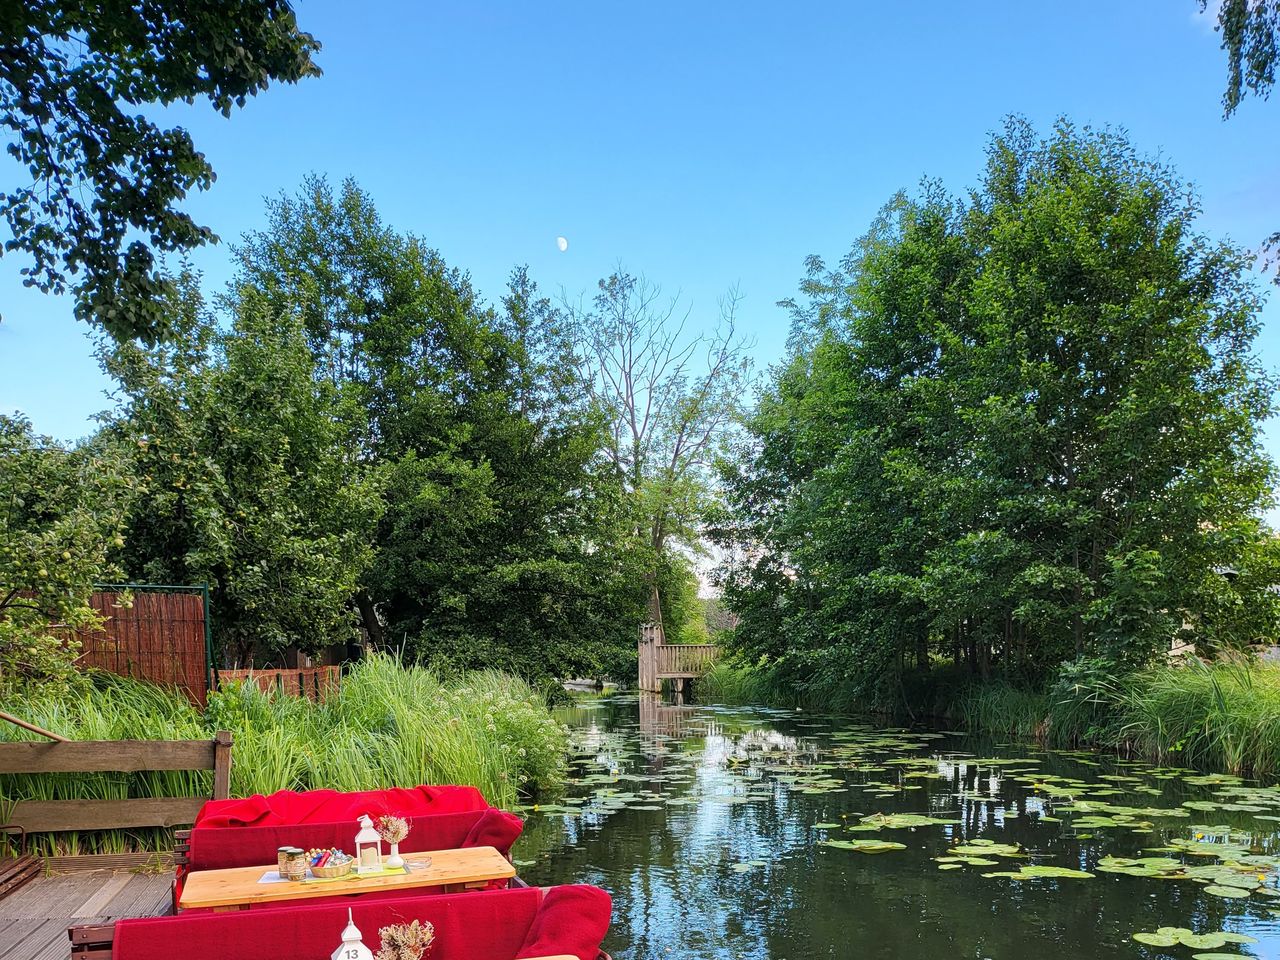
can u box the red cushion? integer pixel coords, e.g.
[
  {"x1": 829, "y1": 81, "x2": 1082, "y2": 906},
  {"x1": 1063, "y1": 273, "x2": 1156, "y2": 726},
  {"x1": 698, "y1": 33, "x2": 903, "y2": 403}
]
[
  {"x1": 194, "y1": 785, "x2": 488, "y2": 828},
  {"x1": 516, "y1": 885, "x2": 612, "y2": 960},
  {"x1": 113, "y1": 887, "x2": 610, "y2": 960},
  {"x1": 185, "y1": 808, "x2": 523, "y2": 872}
]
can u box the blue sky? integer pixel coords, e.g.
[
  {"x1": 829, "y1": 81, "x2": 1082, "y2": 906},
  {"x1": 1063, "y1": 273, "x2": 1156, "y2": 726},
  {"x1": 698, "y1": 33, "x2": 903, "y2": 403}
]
[{"x1": 2, "y1": 1, "x2": 1279, "y2": 462}]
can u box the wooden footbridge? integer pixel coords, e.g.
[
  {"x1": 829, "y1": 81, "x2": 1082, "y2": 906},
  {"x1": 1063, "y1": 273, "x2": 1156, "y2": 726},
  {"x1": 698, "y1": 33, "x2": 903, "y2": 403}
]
[{"x1": 637, "y1": 623, "x2": 720, "y2": 694}]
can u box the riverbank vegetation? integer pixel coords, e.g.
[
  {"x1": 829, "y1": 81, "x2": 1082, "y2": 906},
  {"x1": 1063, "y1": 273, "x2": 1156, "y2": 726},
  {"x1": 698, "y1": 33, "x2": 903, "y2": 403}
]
[
  {"x1": 699, "y1": 656, "x2": 1280, "y2": 776},
  {"x1": 710, "y1": 119, "x2": 1280, "y2": 765},
  {"x1": 0, "y1": 654, "x2": 567, "y2": 854}
]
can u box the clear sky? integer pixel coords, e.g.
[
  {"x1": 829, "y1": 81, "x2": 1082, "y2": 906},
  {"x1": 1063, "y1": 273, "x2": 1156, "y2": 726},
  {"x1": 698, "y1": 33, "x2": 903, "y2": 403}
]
[{"x1": 2, "y1": 1, "x2": 1278, "y2": 463}]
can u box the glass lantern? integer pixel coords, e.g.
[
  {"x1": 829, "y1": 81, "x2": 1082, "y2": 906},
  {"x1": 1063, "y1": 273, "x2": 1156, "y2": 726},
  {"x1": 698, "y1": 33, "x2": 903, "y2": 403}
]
[{"x1": 354, "y1": 814, "x2": 383, "y2": 875}]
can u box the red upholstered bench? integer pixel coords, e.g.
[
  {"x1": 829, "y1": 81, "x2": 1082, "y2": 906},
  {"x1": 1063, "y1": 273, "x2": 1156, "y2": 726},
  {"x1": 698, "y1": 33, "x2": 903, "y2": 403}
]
[
  {"x1": 173, "y1": 786, "x2": 522, "y2": 909},
  {"x1": 69, "y1": 886, "x2": 612, "y2": 960},
  {"x1": 193, "y1": 785, "x2": 491, "y2": 828}
]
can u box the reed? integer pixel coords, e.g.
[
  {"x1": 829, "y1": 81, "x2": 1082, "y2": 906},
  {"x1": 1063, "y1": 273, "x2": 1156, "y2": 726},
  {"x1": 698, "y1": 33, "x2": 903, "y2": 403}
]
[
  {"x1": 697, "y1": 654, "x2": 1280, "y2": 776},
  {"x1": 951, "y1": 682, "x2": 1051, "y2": 741},
  {"x1": 0, "y1": 654, "x2": 568, "y2": 855},
  {"x1": 693, "y1": 661, "x2": 776, "y2": 705},
  {"x1": 1115, "y1": 656, "x2": 1280, "y2": 775}
]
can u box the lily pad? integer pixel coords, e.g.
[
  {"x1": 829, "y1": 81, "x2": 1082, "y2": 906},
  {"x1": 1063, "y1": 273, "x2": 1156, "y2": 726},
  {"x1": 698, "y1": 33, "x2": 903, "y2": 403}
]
[
  {"x1": 1220, "y1": 933, "x2": 1258, "y2": 944},
  {"x1": 1179, "y1": 934, "x2": 1230, "y2": 950},
  {"x1": 947, "y1": 839, "x2": 1025, "y2": 859},
  {"x1": 1204, "y1": 885, "x2": 1253, "y2": 899},
  {"x1": 1133, "y1": 932, "x2": 1179, "y2": 947},
  {"x1": 820, "y1": 839, "x2": 907, "y2": 854},
  {"x1": 983, "y1": 865, "x2": 1094, "y2": 880}
]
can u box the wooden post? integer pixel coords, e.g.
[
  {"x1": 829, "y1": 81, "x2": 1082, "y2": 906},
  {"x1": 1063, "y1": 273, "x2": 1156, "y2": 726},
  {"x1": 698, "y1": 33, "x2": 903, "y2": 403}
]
[
  {"x1": 638, "y1": 623, "x2": 660, "y2": 693},
  {"x1": 212, "y1": 730, "x2": 232, "y2": 800}
]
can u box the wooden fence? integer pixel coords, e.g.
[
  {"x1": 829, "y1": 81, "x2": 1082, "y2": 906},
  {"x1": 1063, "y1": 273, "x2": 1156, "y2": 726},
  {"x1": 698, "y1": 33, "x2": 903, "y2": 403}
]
[
  {"x1": 0, "y1": 732, "x2": 231, "y2": 839},
  {"x1": 72, "y1": 589, "x2": 209, "y2": 705},
  {"x1": 218, "y1": 666, "x2": 340, "y2": 700}
]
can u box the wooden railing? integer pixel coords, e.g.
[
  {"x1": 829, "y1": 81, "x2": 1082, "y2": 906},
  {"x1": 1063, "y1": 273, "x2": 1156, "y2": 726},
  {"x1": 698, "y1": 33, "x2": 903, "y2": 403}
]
[
  {"x1": 655, "y1": 644, "x2": 720, "y2": 678},
  {"x1": 0, "y1": 733, "x2": 231, "y2": 842}
]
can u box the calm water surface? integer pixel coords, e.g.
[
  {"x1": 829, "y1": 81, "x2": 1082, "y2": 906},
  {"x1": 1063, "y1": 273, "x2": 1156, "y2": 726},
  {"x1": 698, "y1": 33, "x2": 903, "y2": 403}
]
[{"x1": 517, "y1": 694, "x2": 1280, "y2": 960}]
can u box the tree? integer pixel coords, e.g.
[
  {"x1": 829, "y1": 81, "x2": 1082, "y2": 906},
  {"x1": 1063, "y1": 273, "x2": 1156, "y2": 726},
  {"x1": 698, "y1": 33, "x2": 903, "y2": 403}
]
[
  {"x1": 228, "y1": 179, "x2": 641, "y2": 681},
  {"x1": 0, "y1": 414, "x2": 134, "y2": 691},
  {"x1": 721, "y1": 119, "x2": 1278, "y2": 707},
  {"x1": 0, "y1": 0, "x2": 320, "y2": 343},
  {"x1": 1201, "y1": 0, "x2": 1280, "y2": 280},
  {"x1": 566, "y1": 273, "x2": 753, "y2": 635},
  {"x1": 99, "y1": 274, "x2": 380, "y2": 665},
  {"x1": 1203, "y1": 0, "x2": 1279, "y2": 115}
]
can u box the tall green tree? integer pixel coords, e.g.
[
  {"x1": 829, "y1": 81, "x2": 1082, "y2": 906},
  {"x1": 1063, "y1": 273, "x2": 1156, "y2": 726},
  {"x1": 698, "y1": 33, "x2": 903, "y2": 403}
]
[
  {"x1": 228, "y1": 179, "x2": 641, "y2": 680},
  {"x1": 566, "y1": 273, "x2": 753, "y2": 639},
  {"x1": 0, "y1": 0, "x2": 320, "y2": 343},
  {"x1": 100, "y1": 275, "x2": 380, "y2": 665},
  {"x1": 721, "y1": 119, "x2": 1278, "y2": 706},
  {"x1": 0, "y1": 415, "x2": 134, "y2": 691}
]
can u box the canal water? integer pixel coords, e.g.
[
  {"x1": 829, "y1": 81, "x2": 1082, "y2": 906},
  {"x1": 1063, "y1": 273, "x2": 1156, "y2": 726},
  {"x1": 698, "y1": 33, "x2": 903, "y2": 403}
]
[{"x1": 517, "y1": 694, "x2": 1280, "y2": 960}]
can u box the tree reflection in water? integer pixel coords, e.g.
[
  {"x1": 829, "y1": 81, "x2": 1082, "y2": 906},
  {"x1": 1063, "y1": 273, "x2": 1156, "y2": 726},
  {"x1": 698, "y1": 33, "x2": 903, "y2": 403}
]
[{"x1": 516, "y1": 695, "x2": 1280, "y2": 960}]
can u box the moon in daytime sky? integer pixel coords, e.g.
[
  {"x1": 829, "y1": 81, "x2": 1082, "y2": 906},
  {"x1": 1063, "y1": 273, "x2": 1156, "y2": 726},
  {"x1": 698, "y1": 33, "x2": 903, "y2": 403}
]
[{"x1": 556, "y1": 236, "x2": 568, "y2": 252}]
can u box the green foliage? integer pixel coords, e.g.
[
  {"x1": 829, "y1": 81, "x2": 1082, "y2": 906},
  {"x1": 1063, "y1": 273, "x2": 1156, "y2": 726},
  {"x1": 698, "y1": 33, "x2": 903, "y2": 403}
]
[
  {"x1": 1, "y1": 657, "x2": 568, "y2": 854},
  {"x1": 1117, "y1": 656, "x2": 1280, "y2": 775},
  {"x1": 227, "y1": 177, "x2": 641, "y2": 681},
  {"x1": 0, "y1": 415, "x2": 133, "y2": 692},
  {"x1": 1205, "y1": 1, "x2": 1280, "y2": 281},
  {"x1": 658, "y1": 555, "x2": 710, "y2": 645},
  {"x1": 701, "y1": 653, "x2": 1280, "y2": 777},
  {"x1": 206, "y1": 653, "x2": 568, "y2": 804},
  {"x1": 719, "y1": 119, "x2": 1278, "y2": 708},
  {"x1": 1205, "y1": 0, "x2": 1278, "y2": 116},
  {"x1": 568, "y1": 272, "x2": 752, "y2": 628},
  {"x1": 99, "y1": 274, "x2": 381, "y2": 665},
  {"x1": 954, "y1": 656, "x2": 1280, "y2": 777},
  {"x1": 0, "y1": 0, "x2": 320, "y2": 343},
  {"x1": 951, "y1": 682, "x2": 1052, "y2": 742},
  {"x1": 694, "y1": 661, "x2": 778, "y2": 705}
]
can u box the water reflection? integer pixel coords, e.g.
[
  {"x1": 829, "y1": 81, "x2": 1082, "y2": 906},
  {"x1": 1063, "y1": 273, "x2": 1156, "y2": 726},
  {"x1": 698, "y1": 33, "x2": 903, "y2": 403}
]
[{"x1": 520, "y1": 695, "x2": 1280, "y2": 960}]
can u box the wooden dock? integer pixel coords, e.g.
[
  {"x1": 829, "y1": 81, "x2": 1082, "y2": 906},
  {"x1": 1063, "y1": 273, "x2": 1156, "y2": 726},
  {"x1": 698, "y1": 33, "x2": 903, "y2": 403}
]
[
  {"x1": 0, "y1": 869, "x2": 170, "y2": 960},
  {"x1": 637, "y1": 623, "x2": 719, "y2": 693}
]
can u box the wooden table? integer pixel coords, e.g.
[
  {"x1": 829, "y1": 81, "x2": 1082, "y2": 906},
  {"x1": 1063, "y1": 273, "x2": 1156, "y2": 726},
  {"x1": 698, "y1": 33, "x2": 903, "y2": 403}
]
[{"x1": 178, "y1": 846, "x2": 516, "y2": 912}]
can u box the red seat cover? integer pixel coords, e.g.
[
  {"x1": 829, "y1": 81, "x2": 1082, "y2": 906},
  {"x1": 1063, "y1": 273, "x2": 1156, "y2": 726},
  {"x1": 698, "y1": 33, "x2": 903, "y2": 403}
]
[
  {"x1": 113, "y1": 886, "x2": 611, "y2": 960},
  {"x1": 194, "y1": 785, "x2": 487, "y2": 828}
]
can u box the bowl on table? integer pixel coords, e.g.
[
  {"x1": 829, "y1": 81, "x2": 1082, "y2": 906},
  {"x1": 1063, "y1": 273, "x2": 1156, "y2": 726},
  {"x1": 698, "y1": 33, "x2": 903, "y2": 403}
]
[{"x1": 311, "y1": 860, "x2": 353, "y2": 879}]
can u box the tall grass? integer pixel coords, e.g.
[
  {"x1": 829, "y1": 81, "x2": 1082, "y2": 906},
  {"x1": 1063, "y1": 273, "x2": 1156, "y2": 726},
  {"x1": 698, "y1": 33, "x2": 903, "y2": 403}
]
[
  {"x1": 1117, "y1": 656, "x2": 1280, "y2": 775},
  {"x1": 696, "y1": 655, "x2": 1280, "y2": 777},
  {"x1": 951, "y1": 682, "x2": 1051, "y2": 741},
  {"x1": 1, "y1": 654, "x2": 567, "y2": 854},
  {"x1": 695, "y1": 662, "x2": 780, "y2": 705},
  {"x1": 953, "y1": 657, "x2": 1280, "y2": 774}
]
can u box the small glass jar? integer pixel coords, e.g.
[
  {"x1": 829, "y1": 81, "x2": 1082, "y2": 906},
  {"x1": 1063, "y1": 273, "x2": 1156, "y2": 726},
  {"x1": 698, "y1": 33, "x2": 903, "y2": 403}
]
[
  {"x1": 276, "y1": 846, "x2": 294, "y2": 877},
  {"x1": 285, "y1": 848, "x2": 308, "y2": 881}
]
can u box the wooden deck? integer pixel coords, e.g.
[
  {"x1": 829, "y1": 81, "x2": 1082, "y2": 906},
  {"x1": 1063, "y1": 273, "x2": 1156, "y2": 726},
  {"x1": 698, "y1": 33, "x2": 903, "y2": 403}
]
[
  {"x1": 637, "y1": 624, "x2": 720, "y2": 692},
  {"x1": 0, "y1": 869, "x2": 170, "y2": 960}
]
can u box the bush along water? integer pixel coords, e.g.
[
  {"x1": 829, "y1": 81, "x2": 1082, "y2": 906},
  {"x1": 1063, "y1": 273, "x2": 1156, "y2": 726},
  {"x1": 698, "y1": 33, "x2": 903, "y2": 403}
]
[
  {"x1": 696, "y1": 654, "x2": 1280, "y2": 779},
  {"x1": 0, "y1": 653, "x2": 568, "y2": 855}
]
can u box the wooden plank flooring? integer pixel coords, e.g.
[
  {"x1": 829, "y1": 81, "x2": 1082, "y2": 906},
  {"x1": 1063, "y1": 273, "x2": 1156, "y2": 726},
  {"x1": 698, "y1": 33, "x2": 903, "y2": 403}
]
[{"x1": 0, "y1": 869, "x2": 170, "y2": 960}]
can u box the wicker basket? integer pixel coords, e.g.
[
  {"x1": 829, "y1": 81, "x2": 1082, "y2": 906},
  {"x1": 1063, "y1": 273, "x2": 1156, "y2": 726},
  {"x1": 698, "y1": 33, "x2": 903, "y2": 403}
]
[{"x1": 311, "y1": 860, "x2": 353, "y2": 879}]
